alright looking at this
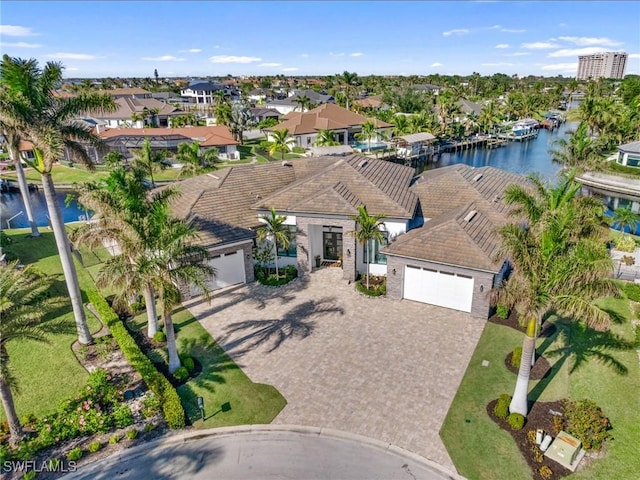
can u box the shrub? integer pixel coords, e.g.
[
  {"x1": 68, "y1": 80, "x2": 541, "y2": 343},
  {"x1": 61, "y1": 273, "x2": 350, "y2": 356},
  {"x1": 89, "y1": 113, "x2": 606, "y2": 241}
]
[
  {"x1": 180, "y1": 355, "x2": 195, "y2": 373},
  {"x1": 539, "y1": 465, "x2": 553, "y2": 480},
  {"x1": 635, "y1": 323, "x2": 640, "y2": 347},
  {"x1": 173, "y1": 367, "x2": 189, "y2": 382},
  {"x1": 108, "y1": 434, "x2": 120, "y2": 445},
  {"x1": 493, "y1": 394, "x2": 511, "y2": 420},
  {"x1": 355, "y1": 276, "x2": 387, "y2": 297},
  {"x1": 142, "y1": 393, "x2": 162, "y2": 419},
  {"x1": 510, "y1": 346, "x2": 523, "y2": 369},
  {"x1": 126, "y1": 429, "x2": 138, "y2": 440},
  {"x1": 531, "y1": 445, "x2": 544, "y2": 463},
  {"x1": 292, "y1": 146, "x2": 305, "y2": 153},
  {"x1": 257, "y1": 265, "x2": 298, "y2": 286},
  {"x1": 496, "y1": 304, "x2": 509, "y2": 319},
  {"x1": 553, "y1": 414, "x2": 565, "y2": 434},
  {"x1": 508, "y1": 412, "x2": 525, "y2": 430},
  {"x1": 144, "y1": 423, "x2": 156, "y2": 432},
  {"x1": 623, "y1": 282, "x2": 640, "y2": 302},
  {"x1": 21, "y1": 413, "x2": 37, "y2": 427},
  {"x1": 563, "y1": 399, "x2": 611, "y2": 450},
  {"x1": 112, "y1": 404, "x2": 134, "y2": 428},
  {"x1": 614, "y1": 235, "x2": 636, "y2": 252},
  {"x1": 86, "y1": 290, "x2": 185, "y2": 429},
  {"x1": 153, "y1": 331, "x2": 166, "y2": 343},
  {"x1": 66, "y1": 447, "x2": 83, "y2": 461},
  {"x1": 22, "y1": 471, "x2": 37, "y2": 480},
  {"x1": 88, "y1": 441, "x2": 101, "y2": 453}
]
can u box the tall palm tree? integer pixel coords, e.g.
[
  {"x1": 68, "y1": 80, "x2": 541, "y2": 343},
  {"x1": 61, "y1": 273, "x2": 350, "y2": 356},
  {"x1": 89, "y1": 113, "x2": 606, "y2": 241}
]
[
  {"x1": 0, "y1": 55, "x2": 116, "y2": 345},
  {"x1": 478, "y1": 101, "x2": 501, "y2": 134},
  {"x1": 314, "y1": 129, "x2": 339, "y2": 147},
  {"x1": 176, "y1": 141, "x2": 220, "y2": 178},
  {"x1": 349, "y1": 205, "x2": 386, "y2": 289},
  {"x1": 391, "y1": 115, "x2": 410, "y2": 137},
  {"x1": 550, "y1": 122, "x2": 601, "y2": 171},
  {"x1": 132, "y1": 138, "x2": 165, "y2": 186},
  {"x1": 495, "y1": 173, "x2": 618, "y2": 416},
  {"x1": 268, "y1": 128, "x2": 294, "y2": 160},
  {"x1": 257, "y1": 207, "x2": 290, "y2": 280},
  {"x1": 339, "y1": 71, "x2": 359, "y2": 110},
  {"x1": 0, "y1": 262, "x2": 65, "y2": 445},
  {"x1": 356, "y1": 120, "x2": 378, "y2": 152},
  {"x1": 612, "y1": 206, "x2": 640, "y2": 238}
]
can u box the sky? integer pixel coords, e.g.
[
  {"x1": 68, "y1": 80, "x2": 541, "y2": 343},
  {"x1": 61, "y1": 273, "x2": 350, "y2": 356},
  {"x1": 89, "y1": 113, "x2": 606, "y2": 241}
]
[{"x1": 1, "y1": 1, "x2": 639, "y2": 78}]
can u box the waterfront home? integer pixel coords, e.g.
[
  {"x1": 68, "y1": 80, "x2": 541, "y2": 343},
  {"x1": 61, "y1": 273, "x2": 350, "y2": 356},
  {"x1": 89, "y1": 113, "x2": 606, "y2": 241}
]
[
  {"x1": 170, "y1": 156, "x2": 526, "y2": 318},
  {"x1": 90, "y1": 96, "x2": 183, "y2": 128},
  {"x1": 263, "y1": 89, "x2": 335, "y2": 115},
  {"x1": 616, "y1": 140, "x2": 640, "y2": 168}
]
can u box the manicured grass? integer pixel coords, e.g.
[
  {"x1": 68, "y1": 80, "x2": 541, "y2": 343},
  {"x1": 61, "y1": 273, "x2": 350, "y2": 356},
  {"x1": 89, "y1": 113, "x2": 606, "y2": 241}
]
[
  {"x1": 3, "y1": 164, "x2": 110, "y2": 185},
  {"x1": 0, "y1": 230, "x2": 103, "y2": 421},
  {"x1": 441, "y1": 299, "x2": 639, "y2": 480},
  {"x1": 129, "y1": 308, "x2": 286, "y2": 428}
]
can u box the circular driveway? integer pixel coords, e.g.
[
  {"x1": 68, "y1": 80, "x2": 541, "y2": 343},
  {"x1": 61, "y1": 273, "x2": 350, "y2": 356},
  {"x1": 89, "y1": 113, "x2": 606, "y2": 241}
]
[
  {"x1": 63, "y1": 426, "x2": 464, "y2": 480},
  {"x1": 184, "y1": 268, "x2": 485, "y2": 470}
]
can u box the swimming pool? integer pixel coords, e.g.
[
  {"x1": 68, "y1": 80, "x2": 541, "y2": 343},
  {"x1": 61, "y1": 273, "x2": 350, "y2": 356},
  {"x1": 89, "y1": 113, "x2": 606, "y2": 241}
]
[{"x1": 352, "y1": 142, "x2": 388, "y2": 152}]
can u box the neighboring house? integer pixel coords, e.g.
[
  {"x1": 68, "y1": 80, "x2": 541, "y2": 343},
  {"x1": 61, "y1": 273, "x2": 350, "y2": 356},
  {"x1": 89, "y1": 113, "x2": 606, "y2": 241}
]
[
  {"x1": 264, "y1": 89, "x2": 334, "y2": 115},
  {"x1": 412, "y1": 84, "x2": 442, "y2": 95},
  {"x1": 456, "y1": 99, "x2": 483, "y2": 119},
  {"x1": 94, "y1": 125, "x2": 240, "y2": 162},
  {"x1": 615, "y1": 140, "x2": 640, "y2": 168},
  {"x1": 93, "y1": 96, "x2": 183, "y2": 128},
  {"x1": 250, "y1": 107, "x2": 282, "y2": 124},
  {"x1": 353, "y1": 94, "x2": 387, "y2": 110},
  {"x1": 98, "y1": 87, "x2": 152, "y2": 99},
  {"x1": 247, "y1": 88, "x2": 270, "y2": 104},
  {"x1": 265, "y1": 103, "x2": 392, "y2": 149},
  {"x1": 180, "y1": 81, "x2": 227, "y2": 104}
]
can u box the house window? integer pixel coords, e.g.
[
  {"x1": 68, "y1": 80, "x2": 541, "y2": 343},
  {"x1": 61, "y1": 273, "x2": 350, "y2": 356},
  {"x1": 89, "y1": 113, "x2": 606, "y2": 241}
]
[
  {"x1": 277, "y1": 225, "x2": 297, "y2": 257},
  {"x1": 364, "y1": 231, "x2": 388, "y2": 265}
]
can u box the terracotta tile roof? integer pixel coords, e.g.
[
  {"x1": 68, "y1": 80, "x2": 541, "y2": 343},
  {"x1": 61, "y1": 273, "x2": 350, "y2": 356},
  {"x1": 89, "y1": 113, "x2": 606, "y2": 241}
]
[
  {"x1": 354, "y1": 94, "x2": 384, "y2": 108},
  {"x1": 98, "y1": 125, "x2": 238, "y2": 147},
  {"x1": 167, "y1": 158, "x2": 337, "y2": 247},
  {"x1": 19, "y1": 140, "x2": 34, "y2": 151},
  {"x1": 254, "y1": 154, "x2": 417, "y2": 218},
  {"x1": 268, "y1": 103, "x2": 391, "y2": 135}
]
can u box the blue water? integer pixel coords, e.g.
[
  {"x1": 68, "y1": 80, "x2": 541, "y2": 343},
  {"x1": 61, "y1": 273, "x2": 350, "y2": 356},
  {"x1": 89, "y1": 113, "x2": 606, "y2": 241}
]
[
  {"x1": 353, "y1": 142, "x2": 388, "y2": 152},
  {"x1": 0, "y1": 188, "x2": 88, "y2": 229}
]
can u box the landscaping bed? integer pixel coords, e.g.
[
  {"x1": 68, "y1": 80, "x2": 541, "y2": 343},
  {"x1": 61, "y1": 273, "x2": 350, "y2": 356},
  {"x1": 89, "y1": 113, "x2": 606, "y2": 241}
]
[
  {"x1": 504, "y1": 352, "x2": 552, "y2": 380},
  {"x1": 355, "y1": 275, "x2": 386, "y2": 297}
]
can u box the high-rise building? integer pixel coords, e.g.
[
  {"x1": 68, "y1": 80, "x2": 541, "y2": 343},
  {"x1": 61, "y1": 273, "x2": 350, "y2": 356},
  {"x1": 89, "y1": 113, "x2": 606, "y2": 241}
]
[{"x1": 576, "y1": 52, "x2": 628, "y2": 80}]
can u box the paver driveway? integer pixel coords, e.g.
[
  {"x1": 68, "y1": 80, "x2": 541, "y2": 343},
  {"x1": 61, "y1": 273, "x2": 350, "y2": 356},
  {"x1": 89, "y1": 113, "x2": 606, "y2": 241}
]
[{"x1": 183, "y1": 267, "x2": 485, "y2": 471}]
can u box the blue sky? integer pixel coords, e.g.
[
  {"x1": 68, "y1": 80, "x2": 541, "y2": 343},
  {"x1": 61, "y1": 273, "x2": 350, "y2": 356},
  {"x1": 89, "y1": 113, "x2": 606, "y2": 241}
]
[{"x1": 2, "y1": 1, "x2": 639, "y2": 78}]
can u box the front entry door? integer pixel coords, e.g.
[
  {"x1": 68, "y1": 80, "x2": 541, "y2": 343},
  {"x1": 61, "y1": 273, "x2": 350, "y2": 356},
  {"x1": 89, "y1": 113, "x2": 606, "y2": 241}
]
[{"x1": 323, "y1": 232, "x2": 343, "y2": 261}]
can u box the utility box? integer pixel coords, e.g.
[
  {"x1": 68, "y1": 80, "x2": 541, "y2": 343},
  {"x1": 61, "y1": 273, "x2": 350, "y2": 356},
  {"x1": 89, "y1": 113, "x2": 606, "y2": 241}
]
[{"x1": 544, "y1": 431, "x2": 585, "y2": 471}]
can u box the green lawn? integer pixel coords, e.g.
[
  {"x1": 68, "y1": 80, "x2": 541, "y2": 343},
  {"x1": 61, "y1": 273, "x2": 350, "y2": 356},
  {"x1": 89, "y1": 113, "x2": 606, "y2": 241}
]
[
  {"x1": 128, "y1": 308, "x2": 286, "y2": 428},
  {"x1": 441, "y1": 298, "x2": 640, "y2": 480},
  {"x1": 2, "y1": 165, "x2": 111, "y2": 185}
]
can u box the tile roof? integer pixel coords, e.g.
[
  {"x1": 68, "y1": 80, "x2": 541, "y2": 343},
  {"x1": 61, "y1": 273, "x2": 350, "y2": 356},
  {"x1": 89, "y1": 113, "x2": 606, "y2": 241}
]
[
  {"x1": 619, "y1": 140, "x2": 640, "y2": 154},
  {"x1": 167, "y1": 158, "x2": 337, "y2": 247},
  {"x1": 98, "y1": 87, "x2": 151, "y2": 97},
  {"x1": 254, "y1": 154, "x2": 417, "y2": 218},
  {"x1": 267, "y1": 103, "x2": 392, "y2": 135},
  {"x1": 354, "y1": 94, "x2": 384, "y2": 108},
  {"x1": 97, "y1": 125, "x2": 238, "y2": 147},
  {"x1": 95, "y1": 97, "x2": 181, "y2": 119}
]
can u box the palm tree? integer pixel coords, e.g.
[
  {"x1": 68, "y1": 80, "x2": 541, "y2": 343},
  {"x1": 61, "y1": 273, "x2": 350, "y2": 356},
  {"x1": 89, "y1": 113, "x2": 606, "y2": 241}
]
[
  {"x1": 268, "y1": 128, "x2": 294, "y2": 160},
  {"x1": 339, "y1": 71, "x2": 359, "y2": 110},
  {"x1": 0, "y1": 55, "x2": 116, "y2": 345},
  {"x1": 132, "y1": 138, "x2": 165, "y2": 186},
  {"x1": 550, "y1": 122, "x2": 601, "y2": 171},
  {"x1": 356, "y1": 120, "x2": 378, "y2": 152},
  {"x1": 104, "y1": 150, "x2": 125, "y2": 170},
  {"x1": 0, "y1": 262, "x2": 65, "y2": 444},
  {"x1": 257, "y1": 208, "x2": 290, "y2": 280},
  {"x1": 478, "y1": 101, "x2": 501, "y2": 134},
  {"x1": 314, "y1": 129, "x2": 339, "y2": 147},
  {"x1": 612, "y1": 206, "x2": 640, "y2": 238},
  {"x1": 495, "y1": 173, "x2": 618, "y2": 416},
  {"x1": 228, "y1": 102, "x2": 254, "y2": 144},
  {"x1": 349, "y1": 205, "x2": 386, "y2": 289},
  {"x1": 293, "y1": 95, "x2": 311, "y2": 112},
  {"x1": 391, "y1": 115, "x2": 410, "y2": 137},
  {"x1": 176, "y1": 141, "x2": 220, "y2": 178}
]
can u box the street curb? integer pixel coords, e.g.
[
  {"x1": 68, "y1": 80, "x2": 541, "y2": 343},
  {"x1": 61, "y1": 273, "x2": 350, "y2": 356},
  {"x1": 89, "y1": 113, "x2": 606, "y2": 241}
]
[{"x1": 62, "y1": 424, "x2": 466, "y2": 479}]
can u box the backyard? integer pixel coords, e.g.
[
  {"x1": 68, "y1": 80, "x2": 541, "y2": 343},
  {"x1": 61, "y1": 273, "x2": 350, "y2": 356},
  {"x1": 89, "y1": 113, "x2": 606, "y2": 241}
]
[{"x1": 440, "y1": 297, "x2": 640, "y2": 480}]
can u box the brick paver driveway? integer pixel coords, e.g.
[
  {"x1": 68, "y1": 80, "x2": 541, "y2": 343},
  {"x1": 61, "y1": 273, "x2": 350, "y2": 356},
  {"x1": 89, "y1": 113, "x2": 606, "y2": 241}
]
[{"x1": 183, "y1": 268, "x2": 485, "y2": 471}]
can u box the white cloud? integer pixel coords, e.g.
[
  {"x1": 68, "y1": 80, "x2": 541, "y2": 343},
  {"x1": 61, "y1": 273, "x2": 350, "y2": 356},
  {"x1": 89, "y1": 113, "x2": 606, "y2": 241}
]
[
  {"x1": 179, "y1": 48, "x2": 201, "y2": 53},
  {"x1": 504, "y1": 52, "x2": 530, "y2": 57},
  {"x1": 548, "y1": 47, "x2": 609, "y2": 57},
  {"x1": 329, "y1": 52, "x2": 345, "y2": 57},
  {"x1": 142, "y1": 55, "x2": 185, "y2": 62},
  {"x1": 209, "y1": 55, "x2": 261, "y2": 63},
  {"x1": 489, "y1": 25, "x2": 501, "y2": 30},
  {"x1": 442, "y1": 29, "x2": 469, "y2": 36},
  {"x1": 541, "y1": 62, "x2": 578, "y2": 71},
  {"x1": 629, "y1": 53, "x2": 640, "y2": 59},
  {"x1": 350, "y1": 52, "x2": 364, "y2": 57},
  {"x1": 2, "y1": 41, "x2": 41, "y2": 48},
  {"x1": 556, "y1": 36, "x2": 623, "y2": 47},
  {"x1": 481, "y1": 62, "x2": 514, "y2": 66},
  {"x1": 282, "y1": 67, "x2": 298, "y2": 72},
  {"x1": 0, "y1": 25, "x2": 36, "y2": 37},
  {"x1": 431, "y1": 62, "x2": 443, "y2": 67},
  {"x1": 522, "y1": 42, "x2": 560, "y2": 49},
  {"x1": 46, "y1": 52, "x2": 98, "y2": 60},
  {"x1": 258, "y1": 62, "x2": 282, "y2": 67},
  {"x1": 501, "y1": 29, "x2": 526, "y2": 33},
  {"x1": 495, "y1": 44, "x2": 510, "y2": 49},
  {"x1": 300, "y1": 53, "x2": 309, "y2": 58}
]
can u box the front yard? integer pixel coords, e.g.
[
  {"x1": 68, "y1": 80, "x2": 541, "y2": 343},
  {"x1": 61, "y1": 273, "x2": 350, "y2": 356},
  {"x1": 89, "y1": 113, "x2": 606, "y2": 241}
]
[{"x1": 440, "y1": 296, "x2": 640, "y2": 480}]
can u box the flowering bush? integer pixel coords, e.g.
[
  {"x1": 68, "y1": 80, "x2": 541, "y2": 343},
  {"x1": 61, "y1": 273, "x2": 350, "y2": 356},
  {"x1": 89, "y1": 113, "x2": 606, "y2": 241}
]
[{"x1": 563, "y1": 399, "x2": 611, "y2": 450}]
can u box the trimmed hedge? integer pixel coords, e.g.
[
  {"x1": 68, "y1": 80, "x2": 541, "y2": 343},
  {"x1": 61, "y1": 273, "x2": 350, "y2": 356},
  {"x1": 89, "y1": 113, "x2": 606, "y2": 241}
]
[{"x1": 86, "y1": 290, "x2": 185, "y2": 429}]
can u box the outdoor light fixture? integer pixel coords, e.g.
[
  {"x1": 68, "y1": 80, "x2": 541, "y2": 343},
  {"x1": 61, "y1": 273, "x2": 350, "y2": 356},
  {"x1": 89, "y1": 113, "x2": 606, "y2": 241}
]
[
  {"x1": 197, "y1": 396, "x2": 205, "y2": 422},
  {"x1": 347, "y1": 249, "x2": 351, "y2": 256},
  {"x1": 392, "y1": 268, "x2": 396, "y2": 275},
  {"x1": 479, "y1": 285, "x2": 484, "y2": 293}
]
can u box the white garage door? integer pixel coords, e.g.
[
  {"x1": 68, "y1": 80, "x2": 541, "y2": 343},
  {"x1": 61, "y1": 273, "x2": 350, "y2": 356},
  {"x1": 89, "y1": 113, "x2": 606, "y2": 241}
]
[
  {"x1": 190, "y1": 250, "x2": 246, "y2": 296},
  {"x1": 403, "y1": 265, "x2": 474, "y2": 313}
]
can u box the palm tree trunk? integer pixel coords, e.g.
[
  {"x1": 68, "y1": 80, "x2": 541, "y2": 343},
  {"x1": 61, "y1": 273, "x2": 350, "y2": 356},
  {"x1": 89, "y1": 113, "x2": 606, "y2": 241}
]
[
  {"x1": 9, "y1": 146, "x2": 39, "y2": 237},
  {"x1": 273, "y1": 241, "x2": 279, "y2": 279},
  {"x1": 0, "y1": 370, "x2": 24, "y2": 446},
  {"x1": 509, "y1": 315, "x2": 537, "y2": 416},
  {"x1": 41, "y1": 173, "x2": 93, "y2": 345},
  {"x1": 365, "y1": 242, "x2": 370, "y2": 289},
  {"x1": 163, "y1": 307, "x2": 181, "y2": 373},
  {"x1": 144, "y1": 283, "x2": 159, "y2": 338}
]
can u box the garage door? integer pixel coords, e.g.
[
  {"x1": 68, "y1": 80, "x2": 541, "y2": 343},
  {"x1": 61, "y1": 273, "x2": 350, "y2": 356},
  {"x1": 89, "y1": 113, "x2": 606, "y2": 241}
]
[
  {"x1": 403, "y1": 265, "x2": 474, "y2": 312},
  {"x1": 190, "y1": 250, "x2": 246, "y2": 296}
]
